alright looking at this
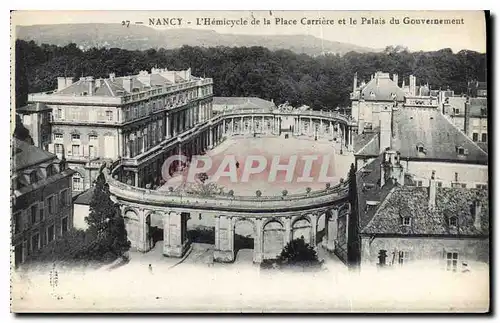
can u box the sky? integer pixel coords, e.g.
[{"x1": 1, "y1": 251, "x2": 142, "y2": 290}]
[{"x1": 11, "y1": 10, "x2": 487, "y2": 53}]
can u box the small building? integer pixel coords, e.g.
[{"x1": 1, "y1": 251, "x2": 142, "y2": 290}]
[
  {"x1": 11, "y1": 139, "x2": 75, "y2": 268},
  {"x1": 73, "y1": 187, "x2": 95, "y2": 230},
  {"x1": 16, "y1": 103, "x2": 52, "y2": 150},
  {"x1": 352, "y1": 151, "x2": 489, "y2": 271}
]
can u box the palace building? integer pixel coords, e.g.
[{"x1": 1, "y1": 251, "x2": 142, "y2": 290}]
[{"x1": 26, "y1": 68, "x2": 214, "y2": 194}]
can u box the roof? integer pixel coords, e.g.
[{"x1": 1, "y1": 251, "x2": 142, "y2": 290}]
[
  {"x1": 12, "y1": 138, "x2": 56, "y2": 171},
  {"x1": 361, "y1": 186, "x2": 489, "y2": 236},
  {"x1": 359, "y1": 72, "x2": 406, "y2": 102},
  {"x1": 16, "y1": 103, "x2": 51, "y2": 114},
  {"x1": 356, "y1": 107, "x2": 489, "y2": 164},
  {"x1": 212, "y1": 97, "x2": 276, "y2": 112},
  {"x1": 467, "y1": 97, "x2": 488, "y2": 117},
  {"x1": 355, "y1": 154, "x2": 397, "y2": 229},
  {"x1": 74, "y1": 187, "x2": 95, "y2": 205},
  {"x1": 353, "y1": 131, "x2": 378, "y2": 155}
]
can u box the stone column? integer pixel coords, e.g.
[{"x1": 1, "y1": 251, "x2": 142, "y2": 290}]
[
  {"x1": 223, "y1": 119, "x2": 226, "y2": 135},
  {"x1": 163, "y1": 211, "x2": 189, "y2": 257},
  {"x1": 240, "y1": 117, "x2": 244, "y2": 135},
  {"x1": 125, "y1": 134, "x2": 131, "y2": 157},
  {"x1": 215, "y1": 215, "x2": 220, "y2": 250},
  {"x1": 209, "y1": 128, "x2": 213, "y2": 148},
  {"x1": 284, "y1": 216, "x2": 292, "y2": 246},
  {"x1": 214, "y1": 215, "x2": 234, "y2": 262},
  {"x1": 253, "y1": 218, "x2": 263, "y2": 263},
  {"x1": 330, "y1": 121, "x2": 333, "y2": 139},
  {"x1": 231, "y1": 118, "x2": 234, "y2": 134},
  {"x1": 327, "y1": 208, "x2": 338, "y2": 252},
  {"x1": 310, "y1": 213, "x2": 318, "y2": 248},
  {"x1": 134, "y1": 171, "x2": 139, "y2": 187},
  {"x1": 348, "y1": 126, "x2": 353, "y2": 151}
]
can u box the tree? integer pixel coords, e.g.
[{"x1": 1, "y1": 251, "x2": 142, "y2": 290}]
[
  {"x1": 277, "y1": 237, "x2": 321, "y2": 267},
  {"x1": 86, "y1": 173, "x2": 130, "y2": 258},
  {"x1": 346, "y1": 163, "x2": 360, "y2": 269}
]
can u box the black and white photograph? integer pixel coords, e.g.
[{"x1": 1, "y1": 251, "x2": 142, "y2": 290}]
[{"x1": 9, "y1": 10, "x2": 490, "y2": 312}]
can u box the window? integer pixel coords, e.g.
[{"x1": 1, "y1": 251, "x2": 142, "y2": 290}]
[
  {"x1": 437, "y1": 181, "x2": 443, "y2": 187},
  {"x1": 62, "y1": 217, "x2": 69, "y2": 234},
  {"x1": 89, "y1": 145, "x2": 96, "y2": 158},
  {"x1": 461, "y1": 183, "x2": 467, "y2": 188},
  {"x1": 72, "y1": 144, "x2": 80, "y2": 156},
  {"x1": 47, "y1": 225, "x2": 55, "y2": 244},
  {"x1": 472, "y1": 133, "x2": 479, "y2": 142},
  {"x1": 455, "y1": 172, "x2": 459, "y2": 182},
  {"x1": 417, "y1": 145, "x2": 425, "y2": 154},
  {"x1": 453, "y1": 108, "x2": 460, "y2": 114},
  {"x1": 448, "y1": 216, "x2": 458, "y2": 227},
  {"x1": 106, "y1": 111, "x2": 113, "y2": 121},
  {"x1": 55, "y1": 144, "x2": 63, "y2": 154},
  {"x1": 457, "y1": 147, "x2": 465, "y2": 155},
  {"x1": 46, "y1": 165, "x2": 54, "y2": 177},
  {"x1": 476, "y1": 184, "x2": 488, "y2": 189},
  {"x1": 398, "y1": 251, "x2": 409, "y2": 265},
  {"x1": 39, "y1": 205, "x2": 44, "y2": 222},
  {"x1": 417, "y1": 181, "x2": 423, "y2": 187},
  {"x1": 54, "y1": 133, "x2": 63, "y2": 140},
  {"x1": 401, "y1": 217, "x2": 411, "y2": 226},
  {"x1": 446, "y1": 252, "x2": 459, "y2": 272},
  {"x1": 14, "y1": 212, "x2": 21, "y2": 234},
  {"x1": 30, "y1": 205, "x2": 37, "y2": 224},
  {"x1": 89, "y1": 134, "x2": 98, "y2": 141},
  {"x1": 48, "y1": 196, "x2": 54, "y2": 214},
  {"x1": 30, "y1": 171, "x2": 38, "y2": 184},
  {"x1": 31, "y1": 233, "x2": 40, "y2": 253},
  {"x1": 71, "y1": 134, "x2": 80, "y2": 140},
  {"x1": 73, "y1": 176, "x2": 83, "y2": 191},
  {"x1": 481, "y1": 133, "x2": 487, "y2": 142},
  {"x1": 60, "y1": 189, "x2": 68, "y2": 206}
]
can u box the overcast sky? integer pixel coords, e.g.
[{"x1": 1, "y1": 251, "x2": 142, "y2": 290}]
[{"x1": 12, "y1": 10, "x2": 486, "y2": 53}]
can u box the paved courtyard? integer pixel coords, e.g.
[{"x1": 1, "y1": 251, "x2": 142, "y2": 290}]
[{"x1": 160, "y1": 136, "x2": 354, "y2": 197}]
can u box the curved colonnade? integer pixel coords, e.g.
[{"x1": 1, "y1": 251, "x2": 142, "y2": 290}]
[{"x1": 105, "y1": 109, "x2": 355, "y2": 263}]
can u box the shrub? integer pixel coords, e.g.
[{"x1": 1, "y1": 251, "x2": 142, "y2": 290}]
[
  {"x1": 256, "y1": 190, "x2": 262, "y2": 197},
  {"x1": 168, "y1": 186, "x2": 174, "y2": 192},
  {"x1": 325, "y1": 183, "x2": 331, "y2": 189},
  {"x1": 282, "y1": 189, "x2": 288, "y2": 196},
  {"x1": 228, "y1": 189, "x2": 234, "y2": 196},
  {"x1": 306, "y1": 187, "x2": 312, "y2": 194}
]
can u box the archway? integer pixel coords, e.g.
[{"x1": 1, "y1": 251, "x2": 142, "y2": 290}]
[
  {"x1": 263, "y1": 220, "x2": 285, "y2": 260},
  {"x1": 187, "y1": 212, "x2": 215, "y2": 245},
  {"x1": 147, "y1": 211, "x2": 164, "y2": 248},
  {"x1": 316, "y1": 212, "x2": 327, "y2": 245},
  {"x1": 292, "y1": 217, "x2": 312, "y2": 245},
  {"x1": 233, "y1": 218, "x2": 256, "y2": 262}
]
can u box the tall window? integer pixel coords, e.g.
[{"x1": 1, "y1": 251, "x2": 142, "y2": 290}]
[
  {"x1": 47, "y1": 225, "x2": 55, "y2": 244},
  {"x1": 472, "y1": 133, "x2": 479, "y2": 142},
  {"x1": 30, "y1": 171, "x2": 37, "y2": 184},
  {"x1": 14, "y1": 212, "x2": 21, "y2": 234},
  {"x1": 62, "y1": 217, "x2": 69, "y2": 234},
  {"x1": 60, "y1": 189, "x2": 68, "y2": 206},
  {"x1": 89, "y1": 145, "x2": 96, "y2": 158},
  {"x1": 106, "y1": 111, "x2": 113, "y2": 121},
  {"x1": 72, "y1": 144, "x2": 80, "y2": 156},
  {"x1": 55, "y1": 144, "x2": 63, "y2": 154},
  {"x1": 73, "y1": 176, "x2": 83, "y2": 191},
  {"x1": 30, "y1": 205, "x2": 37, "y2": 224},
  {"x1": 48, "y1": 196, "x2": 54, "y2": 214},
  {"x1": 481, "y1": 133, "x2": 487, "y2": 142},
  {"x1": 446, "y1": 252, "x2": 459, "y2": 272},
  {"x1": 401, "y1": 217, "x2": 411, "y2": 226},
  {"x1": 31, "y1": 233, "x2": 40, "y2": 253}
]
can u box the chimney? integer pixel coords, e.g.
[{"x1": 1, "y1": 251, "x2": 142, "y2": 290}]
[
  {"x1": 109, "y1": 73, "x2": 116, "y2": 81},
  {"x1": 85, "y1": 76, "x2": 95, "y2": 96},
  {"x1": 379, "y1": 106, "x2": 392, "y2": 153},
  {"x1": 123, "y1": 76, "x2": 132, "y2": 93},
  {"x1": 353, "y1": 72, "x2": 358, "y2": 92},
  {"x1": 428, "y1": 170, "x2": 436, "y2": 209},
  {"x1": 473, "y1": 200, "x2": 482, "y2": 231},
  {"x1": 57, "y1": 77, "x2": 68, "y2": 91},
  {"x1": 393, "y1": 74, "x2": 398, "y2": 87}
]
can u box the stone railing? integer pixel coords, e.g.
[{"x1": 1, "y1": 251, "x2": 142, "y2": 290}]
[{"x1": 105, "y1": 164, "x2": 349, "y2": 212}]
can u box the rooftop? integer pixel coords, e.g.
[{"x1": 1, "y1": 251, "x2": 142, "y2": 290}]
[
  {"x1": 74, "y1": 187, "x2": 95, "y2": 205},
  {"x1": 212, "y1": 97, "x2": 276, "y2": 112},
  {"x1": 356, "y1": 72, "x2": 406, "y2": 102},
  {"x1": 355, "y1": 107, "x2": 488, "y2": 164},
  {"x1": 12, "y1": 138, "x2": 56, "y2": 171},
  {"x1": 467, "y1": 97, "x2": 488, "y2": 117}
]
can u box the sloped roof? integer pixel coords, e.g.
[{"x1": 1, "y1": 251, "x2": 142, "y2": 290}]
[
  {"x1": 13, "y1": 138, "x2": 56, "y2": 171},
  {"x1": 361, "y1": 186, "x2": 489, "y2": 236},
  {"x1": 356, "y1": 107, "x2": 488, "y2": 164},
  {"x1": 353, "y1": 131, "x2": 378, "y2": 155},
  {"x1": 212, "y1": 97, "x2": 276, "y2": 112},
  {"x1": 74, "y1": 187, "x2": 95, "y2": 205},
  {"x1": 359, "y1": 72, "x2": 405, "y2": 102}
]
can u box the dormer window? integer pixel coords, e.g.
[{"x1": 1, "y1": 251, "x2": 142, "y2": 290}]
[
  {"x1": 448, "y1": 216, "x2": 458, "y2": 227},
  {"x1": 456, "y1": 146, "x2": 468, "y2": 156},
  {"x1": 401, "y1": 217, "x2": 411, "y2": 226},
  {"x1": 30, "y1": 171, "x2": 38, "y2": 184},
  {"x1": 416, "y1": 144, "x2": 426, "y2": 154},
  {"x1": 370, "y1": 91, "x2": 375, "y2": 98}
]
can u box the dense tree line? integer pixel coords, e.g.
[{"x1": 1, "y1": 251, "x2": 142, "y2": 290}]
[{"x1": 15, "y1": 40, "x2": 486, "y2": 110}]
